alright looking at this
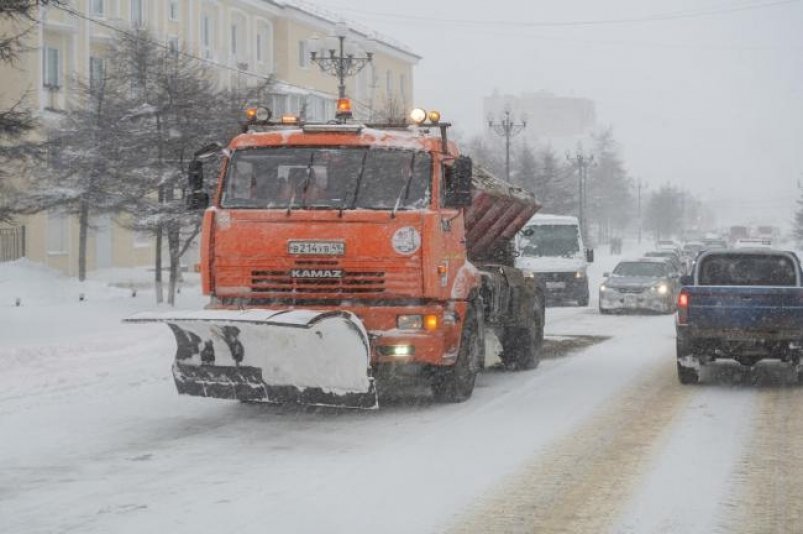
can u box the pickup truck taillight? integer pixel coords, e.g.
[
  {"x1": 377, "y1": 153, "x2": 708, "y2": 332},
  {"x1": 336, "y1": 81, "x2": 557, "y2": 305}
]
[{"x1": 677, "y1": 290, "x2": 689, "y2": 324}]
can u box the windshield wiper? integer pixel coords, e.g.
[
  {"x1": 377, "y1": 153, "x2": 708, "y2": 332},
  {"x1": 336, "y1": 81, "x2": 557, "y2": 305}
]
[
  {"x1": 340, "y1": 150, "x2": 368, "y2": 217},
  {"x1": 391, "y1": 153, "x2": 417, "y2": 219},
  {"x1": 286, "y1": 152, "x2": 315, "y2": 216}
]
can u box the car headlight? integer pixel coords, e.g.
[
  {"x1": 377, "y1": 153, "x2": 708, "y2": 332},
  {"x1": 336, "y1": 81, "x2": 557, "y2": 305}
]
[
  {"x1": 652, "y1": 283, "x2": 669, "y2": 295},
  {"x1": 600, "y1": 284, "x2": 607, "y2": 292},
  {"x1": 575, "y1": 270, "x2": 586, "y2": 279}
]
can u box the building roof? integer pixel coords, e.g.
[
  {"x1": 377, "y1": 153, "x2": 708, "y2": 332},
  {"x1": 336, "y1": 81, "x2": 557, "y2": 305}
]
[{"x1": 270, "y1": 0, "x2": 421, "y2": 61}]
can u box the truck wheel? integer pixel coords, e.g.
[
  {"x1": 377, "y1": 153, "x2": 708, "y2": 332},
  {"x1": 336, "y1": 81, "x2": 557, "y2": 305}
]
[
  {"x1": 431, "y1": 305, "x2": 481, "y2": 403},
  {"x1": 677, "y1": 361, "x2": 699, "y2": 384},
  {"x1": 577, "y1": 288, "x2": 590, "y2": 307},
  {"x1": 501, "y1": 316, "x2": 544, "y2": 371}
]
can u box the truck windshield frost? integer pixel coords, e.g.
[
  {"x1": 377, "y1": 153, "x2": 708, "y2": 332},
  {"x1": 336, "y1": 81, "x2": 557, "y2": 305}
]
[
  {"x1": 519, "y1": 225, "x2": 580, "y2": 257},
  {"x1": 221, "y1": 147, "x2": 431, "y2": 210}
]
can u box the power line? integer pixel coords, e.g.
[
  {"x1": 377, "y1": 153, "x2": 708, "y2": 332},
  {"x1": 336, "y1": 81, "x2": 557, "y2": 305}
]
[
  {"x1": 53, "y1": 4, "x2": 271, "y2": 81},
  {"x1": 326, "y1": 0, "x2": 799, "y2": 29}
]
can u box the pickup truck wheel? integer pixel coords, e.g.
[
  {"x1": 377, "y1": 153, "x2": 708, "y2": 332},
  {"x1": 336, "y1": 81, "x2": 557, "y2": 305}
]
[
  {"x1": 677, "y1": 361, "x2": 699, "y2": 384},
  {"x1": 431, "y1": 305, "x2": 481, "y2": 403}
]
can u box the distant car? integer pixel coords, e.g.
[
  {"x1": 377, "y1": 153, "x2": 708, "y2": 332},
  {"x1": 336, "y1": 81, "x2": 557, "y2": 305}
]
[
  {"x1": 643, "y1": 250, "x2": 684, "y2": 275},
  {"x1": 733, "y1": 238, "x2": 773, "y2": 249},
  {"x1": 599, "y1": 259, "x2": 679, "y2": 314},
  {"x1": 680, "y1": 242, "x2": 705, "y2": 272},
  {"x1": 702, "y1": 238, "x2": 728, "y2": 250},
  {"x1": 655, "y1": 240, "x2": 681, "y2": 254}
]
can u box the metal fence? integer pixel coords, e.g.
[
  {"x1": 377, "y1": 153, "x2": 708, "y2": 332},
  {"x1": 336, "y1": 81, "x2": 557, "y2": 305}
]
[{"x1": 0, "y1": 226, "x2": 25, "y2": 262}]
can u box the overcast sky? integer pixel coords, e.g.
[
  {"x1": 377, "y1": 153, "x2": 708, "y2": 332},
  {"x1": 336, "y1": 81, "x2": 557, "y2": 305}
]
[{"x1": 308, "y1": 0, "x2": 803, "y2": 229}]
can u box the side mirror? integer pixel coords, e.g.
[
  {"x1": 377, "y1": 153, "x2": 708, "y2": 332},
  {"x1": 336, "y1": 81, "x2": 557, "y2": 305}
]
[
  {"x1": 586, "y1": 248, "x2": 594, "y2": 263},
  {"x1": 443, "y1": 155, "x2": 473, "y2": 208},
  {"x1": 187, "y1": 160, "x2": 209, "y2": 210},
  {"x1": 669, "y1": 273, "x2": 680, "y2": 280},
  {"x1": 680, "y1": 275, "x2": 693, "y2": 286}
]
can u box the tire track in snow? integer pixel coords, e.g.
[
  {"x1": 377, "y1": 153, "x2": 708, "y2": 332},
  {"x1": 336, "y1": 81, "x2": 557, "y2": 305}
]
[
  {"x1": 726, "y1": 384, "x2": 803, "y2": 534},
  {"x1": 447, "y1": 358, "x2": 693, "y2": 534}
]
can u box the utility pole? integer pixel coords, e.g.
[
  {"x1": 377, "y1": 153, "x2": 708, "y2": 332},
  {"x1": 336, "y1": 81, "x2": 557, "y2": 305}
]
[
  {"x1": 488, "y1": 110, "x2": 526, "y2": 183},
  {"x1": 637, "y1": 178, "x2": 645, "y2": 244},
  {"x1": 567, "y1": 149, "x2": 594, "y2": 245}
]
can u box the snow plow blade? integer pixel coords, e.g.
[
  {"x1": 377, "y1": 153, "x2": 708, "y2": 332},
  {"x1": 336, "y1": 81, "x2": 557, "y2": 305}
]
[{"x1": 126, "y1": 309, "x2": 377, "y2": 409}]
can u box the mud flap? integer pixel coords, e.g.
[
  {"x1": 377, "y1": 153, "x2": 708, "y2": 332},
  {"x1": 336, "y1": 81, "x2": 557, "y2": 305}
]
[{"x1": 126, "y1": 309, "x2": 378, "y2": 409}]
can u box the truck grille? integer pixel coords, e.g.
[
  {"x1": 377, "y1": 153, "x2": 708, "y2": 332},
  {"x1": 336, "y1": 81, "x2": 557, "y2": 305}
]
[{"x1": 251, "y1": 261, "x2": 385, "y2": 294}]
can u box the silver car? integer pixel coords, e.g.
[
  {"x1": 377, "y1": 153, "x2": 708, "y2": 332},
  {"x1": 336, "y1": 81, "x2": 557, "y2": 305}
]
[{"x1": 599, "y1": 259, "x2": 679, "y2": 314}]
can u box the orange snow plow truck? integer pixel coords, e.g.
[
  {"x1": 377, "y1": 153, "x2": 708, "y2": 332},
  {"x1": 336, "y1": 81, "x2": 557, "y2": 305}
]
[{"x1": 127, "y1": 106, "x2": 544, "y2": 409}]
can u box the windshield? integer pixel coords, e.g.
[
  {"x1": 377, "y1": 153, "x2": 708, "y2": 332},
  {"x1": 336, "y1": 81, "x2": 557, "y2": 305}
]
[
  {"x1": 613, "y1": 262, "x2": 668, "y2": 277},
  {"x1": 699, "y1": 254, "x2": 798, "y2": 286},
  {"x1": 518, "y1": 224, "x2": 581, "y2": 257},
  {"x1": 221, "y1": 147, "x2": 431, "y2": 210}
]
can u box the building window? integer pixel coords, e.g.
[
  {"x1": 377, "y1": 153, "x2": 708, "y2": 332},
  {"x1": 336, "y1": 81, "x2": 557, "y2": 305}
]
[
  {"x1": 89, "y1": 56, "x2": 104, "y2": 93},
  {"x1": 90, "y1": 0, "x2": 104, "y2": 16},
  {"x1": 131, "y1": 0, "x2": 143, "y2": 26},
  {"x1": 231, "y1": 24, "x2": 238, "y2": 56},
  {"x1": 43, "y1": 47, "x2": 60, "y2": 88},
  {"x1": 169, "y1": 0, "x2": 179, "y2": 21},
  {"x1": 298, "y1": 40, "x2": 309, "y2": 68},
  {"x1": 47, "y1": 212, "x2": 68, "y2": 255},
  {"x1": 168, "y1": 37, "x2": 179, "y2": 56},
  {"x1": 256, "y1": 24, "x2": 273, "y2": 71},
  {"x1": 399, "y1": 73, "x2": 406, "y2": 98}
]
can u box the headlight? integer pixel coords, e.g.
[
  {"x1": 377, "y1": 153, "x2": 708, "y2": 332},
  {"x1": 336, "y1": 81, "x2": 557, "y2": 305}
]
[
  {"x1": 575, "y1": 270, "x2": 586, "y2": 279},
  {"x1": 653, "y1": 283, "x2": 669, "y2": 295},
  {"x1": 600, "y1": 284, "x2": 607, "y2": 292},
  {"x1": 397, "y1": 314, "x2": 439, "y2": 331},
  {"x1": 397, "y1": 315, "x2": 422, "y2": 330}
]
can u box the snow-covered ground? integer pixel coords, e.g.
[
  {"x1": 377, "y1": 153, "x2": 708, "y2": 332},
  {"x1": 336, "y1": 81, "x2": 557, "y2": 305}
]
[{"x1": 1, "y1": 244, "x2": 801, "y2": 533}]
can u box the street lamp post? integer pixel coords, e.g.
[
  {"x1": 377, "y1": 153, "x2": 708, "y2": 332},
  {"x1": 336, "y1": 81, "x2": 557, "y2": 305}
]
[
  {"x1": 567, "y1": 150, "x2": 594, "y2": 245},
  {"x1": 488, "y1": 110, "x2": 526, "y2": 183},
  {"x1": 309, "y1": 23, "x2": 373, "y2": 121}
]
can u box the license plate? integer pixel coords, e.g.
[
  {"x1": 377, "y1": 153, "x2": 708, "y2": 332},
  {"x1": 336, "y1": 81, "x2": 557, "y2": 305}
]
[
  {"x1": 546, "y1": 281, "x2": 566, "y2": 289},
  {"x1": 625, "y1": 295, "x2": 638, "y2": 306},
  {"x1": 288, "y1": 241, "x2": 345, "y2": 256}
]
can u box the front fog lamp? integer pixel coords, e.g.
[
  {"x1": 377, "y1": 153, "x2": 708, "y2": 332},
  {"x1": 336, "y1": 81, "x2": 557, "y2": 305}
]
[
  {"x1": 378, "y1": 345, "x2": 415, "y2": 357},
  {"x1": 397, "y1": 314, "x2": 422, "y2": 330}
]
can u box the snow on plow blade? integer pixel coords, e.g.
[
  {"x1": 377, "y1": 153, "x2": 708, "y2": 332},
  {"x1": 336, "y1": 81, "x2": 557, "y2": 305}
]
[{"x1": 125, "y1": 309, "x2": 377, "y2": 409}]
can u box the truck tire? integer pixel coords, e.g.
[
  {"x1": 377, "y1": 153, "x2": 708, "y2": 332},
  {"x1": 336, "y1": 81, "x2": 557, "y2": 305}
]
[
  {"x1": 501, "y1": 314, "x2": 544, "y2": 370},
  {"x1": 577, "y1": 287, "x2": 590, "y2": 307},
  {"x1": 431, "y1": 304, "x2": 482, "y2": 403},
  {"x1": 677, "y1": 361, "x2": 699, "y2": 384}
]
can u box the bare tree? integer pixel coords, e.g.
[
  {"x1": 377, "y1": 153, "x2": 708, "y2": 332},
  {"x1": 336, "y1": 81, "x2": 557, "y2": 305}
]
[
  {"x1": 110, "y1": 29, "x2": 268, "y2": 304},
  {"x1": 26, "y1": 67, "x2": 135, "y2": 280}
]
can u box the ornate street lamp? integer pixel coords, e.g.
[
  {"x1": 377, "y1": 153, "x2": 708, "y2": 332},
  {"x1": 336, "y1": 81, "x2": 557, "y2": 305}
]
[
  {"x1": 488, "y1": 110, "x2": 526, "y2": 183},
  {"x1": 309, "y1": 22, "x2": 373, "y2": 121}
]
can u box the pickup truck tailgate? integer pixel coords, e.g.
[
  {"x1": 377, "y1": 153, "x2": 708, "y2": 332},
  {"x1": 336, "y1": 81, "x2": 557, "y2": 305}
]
[{"x1": 686, "y1": 286, "x2": 803, "y2": 333}]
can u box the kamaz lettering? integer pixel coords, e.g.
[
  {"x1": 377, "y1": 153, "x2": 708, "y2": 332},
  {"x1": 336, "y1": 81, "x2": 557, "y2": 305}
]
[{"x1": 290, "y1": 269, "x2": 343, "y2": 279}]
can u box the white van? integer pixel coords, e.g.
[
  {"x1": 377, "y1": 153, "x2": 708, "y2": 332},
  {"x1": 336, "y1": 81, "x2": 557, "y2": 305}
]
[{"x1": 515, "y1": 214, "x2": 594, "y2": 306}]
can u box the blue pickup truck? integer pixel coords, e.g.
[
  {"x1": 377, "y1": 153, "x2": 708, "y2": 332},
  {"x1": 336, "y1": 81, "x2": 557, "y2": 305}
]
[{"x1": 675, "y1": 249, "x2": 803, "y2": 384}]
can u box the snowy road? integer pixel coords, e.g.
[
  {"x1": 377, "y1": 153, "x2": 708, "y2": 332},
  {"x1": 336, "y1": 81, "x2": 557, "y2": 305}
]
[{"x1": 2, "y1": 261, "x2": 803, "y2": 533}]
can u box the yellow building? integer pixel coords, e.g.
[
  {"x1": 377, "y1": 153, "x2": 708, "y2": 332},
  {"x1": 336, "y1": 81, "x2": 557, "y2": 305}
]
[{"x1": 0, "y1": 0, "x2": 419, "y2": 275}]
